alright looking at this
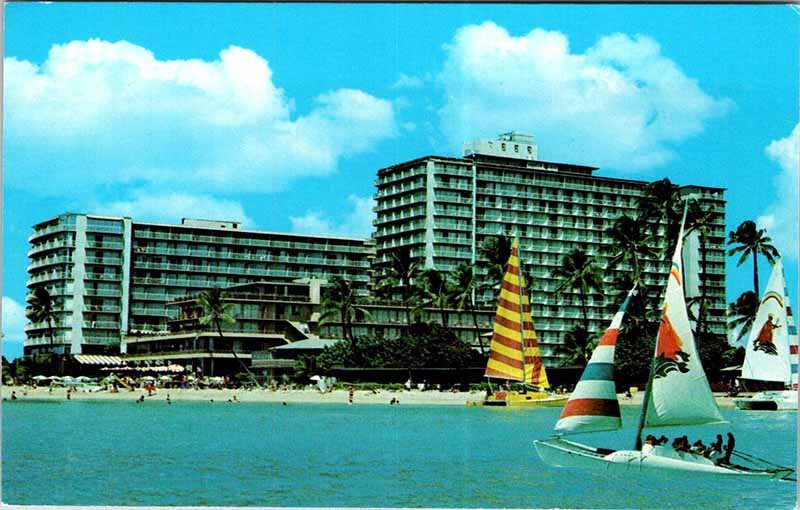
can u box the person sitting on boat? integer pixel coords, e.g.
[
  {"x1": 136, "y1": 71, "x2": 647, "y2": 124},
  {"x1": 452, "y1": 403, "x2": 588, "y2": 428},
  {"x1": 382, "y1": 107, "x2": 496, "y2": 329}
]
[
  {"x1": 671, "y1": 436, "x2": 685, "y2": 452},
  {"x1": 705, "y1": 434, "x2": 724, "y2": 462},
  {"x1": 642, "y1": 435, "x2": 657, "y2": 454},
  {"x1": 672, "y1": 436, "x2": 690, "y2": 452},
  {"x1": 689, "y1": 439, "x2": 706, "y2": 455},
  {"x1": 722, "y1": 432, "x2": 735, "y2": 465},
  {"x1": 656, "y1": 435, "x2": 669, "y2": 446}
]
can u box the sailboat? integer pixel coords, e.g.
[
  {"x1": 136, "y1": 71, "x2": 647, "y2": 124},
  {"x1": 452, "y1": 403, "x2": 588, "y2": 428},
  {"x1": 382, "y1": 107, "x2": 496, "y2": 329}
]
[
  {"x1": 733, "y1": 259, "x2": 798, "y2": 411},
  {"x1": 535, "y1": 203, "x2": 795, "y2": 479},
  {"x1": 467, "y1": 237, "x2": 568, "y2": 407}
]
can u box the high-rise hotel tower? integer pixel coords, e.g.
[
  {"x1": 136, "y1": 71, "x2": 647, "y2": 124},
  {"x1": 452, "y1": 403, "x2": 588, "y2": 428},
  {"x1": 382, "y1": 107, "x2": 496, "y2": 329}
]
[{"x1": 373, "y1": 132, "x2": 727, "y2": 359}]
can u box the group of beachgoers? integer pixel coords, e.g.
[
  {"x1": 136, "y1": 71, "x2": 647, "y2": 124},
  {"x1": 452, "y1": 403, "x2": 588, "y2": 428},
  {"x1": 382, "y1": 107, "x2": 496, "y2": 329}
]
[{"x1": 643, "y1": 432, "x2": 735, "y2": 464}]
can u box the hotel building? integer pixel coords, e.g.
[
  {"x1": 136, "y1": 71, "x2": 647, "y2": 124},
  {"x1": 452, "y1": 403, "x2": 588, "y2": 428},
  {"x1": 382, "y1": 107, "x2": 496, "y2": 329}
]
[
  {"x1": 25, "y1": 132, "x2": 726, "y2": 370},
  {"x1": 373, "y1": 132, "x2": 727, "y2": 362},
  {"x1": 25, "y1": 215, "x2": 374, "y2": 356}
]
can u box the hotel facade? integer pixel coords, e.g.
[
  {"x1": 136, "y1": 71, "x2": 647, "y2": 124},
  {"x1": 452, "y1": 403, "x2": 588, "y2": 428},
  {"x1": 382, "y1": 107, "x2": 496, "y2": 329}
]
[
  {"x1": 25, "y1": 216, "x2": 374, "y2": 356},
  {"x1": 373, "y1": 133, "x2": 727, "y2": 360},
  {"x1": 25, "y1": 132, "x2": 727, "y2": 369}
]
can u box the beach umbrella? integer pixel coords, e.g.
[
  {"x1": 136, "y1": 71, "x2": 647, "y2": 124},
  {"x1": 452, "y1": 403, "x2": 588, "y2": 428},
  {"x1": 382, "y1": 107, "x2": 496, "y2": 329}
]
[
  {"x1": 32, "y1": 375, "x2": 51, "y2": 381},
  {"x1": 159, "y1": 375, "x2": 173, "y2": 382},
  {"x1": 167, "y1": 364, "x2": 184, "y2": 373},
  {"x1": 140, "y1": 376, "x2": 156, "y2": 382},
  {"x1": 309, "y1": 375, "x2": 322, "y2": 381}
]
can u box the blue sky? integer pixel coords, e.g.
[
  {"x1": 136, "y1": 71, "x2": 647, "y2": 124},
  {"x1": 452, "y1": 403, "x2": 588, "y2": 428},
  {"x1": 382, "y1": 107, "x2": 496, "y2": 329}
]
[{"x1": 3, "y1": 4, "x2": 798, "y2": 360}]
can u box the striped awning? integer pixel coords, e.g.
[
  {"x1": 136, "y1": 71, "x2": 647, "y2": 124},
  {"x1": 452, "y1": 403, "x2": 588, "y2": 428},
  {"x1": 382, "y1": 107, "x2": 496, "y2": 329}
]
[{"x1": 73, "y1": 355, "x2": 123, "y2": 365}]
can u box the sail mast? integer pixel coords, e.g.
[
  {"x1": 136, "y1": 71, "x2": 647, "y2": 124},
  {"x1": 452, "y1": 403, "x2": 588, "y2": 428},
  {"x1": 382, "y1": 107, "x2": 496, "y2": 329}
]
[
  {"x1": 634, "y1": 198, "x2": 690, "y2": 450},
  {"x1": 516, "y1": 233, "x2": 529, "y2": 388}
]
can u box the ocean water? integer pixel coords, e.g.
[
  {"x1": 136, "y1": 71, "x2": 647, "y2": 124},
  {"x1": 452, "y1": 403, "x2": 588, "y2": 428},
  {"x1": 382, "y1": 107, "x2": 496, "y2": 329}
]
[{"x1": 2, "y1": 399, "x2": 796, "y2": 508}]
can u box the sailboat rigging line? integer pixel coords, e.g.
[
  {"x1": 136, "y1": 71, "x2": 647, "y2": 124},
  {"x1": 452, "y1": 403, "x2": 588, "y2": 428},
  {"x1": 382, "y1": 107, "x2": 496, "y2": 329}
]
[{"x1": 733, "y1": 450, "x2": 794, "y2": 471}]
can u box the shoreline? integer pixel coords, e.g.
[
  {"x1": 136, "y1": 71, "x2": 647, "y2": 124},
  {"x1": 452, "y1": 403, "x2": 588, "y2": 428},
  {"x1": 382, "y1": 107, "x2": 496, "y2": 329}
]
[{"x1": 0, "y1": 385, "x2": 741, "y2": 408}]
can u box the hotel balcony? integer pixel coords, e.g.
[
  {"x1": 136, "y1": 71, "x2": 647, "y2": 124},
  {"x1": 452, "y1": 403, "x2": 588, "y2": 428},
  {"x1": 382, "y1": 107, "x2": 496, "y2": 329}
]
[
  {"x1": 28, "y1": 239, "x2": 76, "y2": 257},
  {"x1": 134, "y1": 230, "x2": 369, "y2": 253},
  {"x1": 85, "y1": 240, "x2": 125, "y2": 250},
  {"x1": 27, "y1": 255, "x2": 73, "y2": 272},
  {"x1": 83, "y1": 320, "x2": 121, "y2": 330},
  {"x1": 84, "y1": 288, "x2": 123, "y2": 298},
  {"x1": 28, "y1": 223, "x2": 75, "y2": 242},
  {"x1": 27, "y1": 271, "x2": 74, "y2": 286}
]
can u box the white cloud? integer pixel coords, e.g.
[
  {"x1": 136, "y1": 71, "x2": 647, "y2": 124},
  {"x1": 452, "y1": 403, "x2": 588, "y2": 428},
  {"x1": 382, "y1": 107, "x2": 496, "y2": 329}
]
[
  {"x1": 758, "y1": 123, "x2": 799, "y2": 259},
  {"x1": 290, "y1": 195, "x2": 375, "y2": 238},
  {"x1": 5, "y1": 39, "x2": 396, "y2": 195},
  {"x1": 438, "y1": 22, "x2": 731, "y2": 170},
  {"x1": 94, "y1": 190, "x2": 255, "y2": 227},
  {"x1": 2, "y1": 297, "x2": 28, "y2": 358}
]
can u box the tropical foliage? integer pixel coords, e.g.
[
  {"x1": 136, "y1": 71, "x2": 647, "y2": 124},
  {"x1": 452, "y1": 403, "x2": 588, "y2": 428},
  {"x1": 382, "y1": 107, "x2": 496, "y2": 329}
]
[
  {"x1": 605, "y1": 215, "x2": 658, "y2": 284},
  {"x1": 637, "y1": 177, "x2": 682, "y2": 258},
  {"x1": 554, "y1": 326, "x2": 594, "y2": 368},
  {"x1": 477, "y1": 235, "x2": 513, "y2": 301},
  {"x1": 316, "y1": 322, "x2": 482, "y2": 371},
  {"x1": 197, "y1": 287, "x2": 260, "y2": 387},
  {"x1": 450, "y1": 263, "x2": 487, "y2": 354},
  {"x1": 727, "y1": 220, "x2": 780, "y2": 296},
  {"x1": 377, "y1": 246, "x2": 422, "y2": 324},
  {"x1": 553, "y1": 249, "x2": 604, "y2": 335},
  {"x1": 26, "y1": 287, "x2": 57, "y2": 345},
  {"x1": 726, "y1": 290, "x2": 759, "y2": 345},
  {"x1": 320, "y1": 276, "x2": 372, "y2": 363}
]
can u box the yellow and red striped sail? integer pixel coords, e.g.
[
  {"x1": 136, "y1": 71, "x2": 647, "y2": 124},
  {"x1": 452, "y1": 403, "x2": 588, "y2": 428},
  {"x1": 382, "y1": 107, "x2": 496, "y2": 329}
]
[{"x1": 484, "y1": 239, "x2": 549, "y2": 388}]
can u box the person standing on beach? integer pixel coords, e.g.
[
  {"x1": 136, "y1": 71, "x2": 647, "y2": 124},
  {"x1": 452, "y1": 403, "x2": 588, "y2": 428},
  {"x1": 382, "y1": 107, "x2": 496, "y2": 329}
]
[
  {"x1": 11, "y1": 391, "x2": 17, "y2": 400},
  {"x1": 348, "y1": 387, "x2": 354, "y2": 405}
]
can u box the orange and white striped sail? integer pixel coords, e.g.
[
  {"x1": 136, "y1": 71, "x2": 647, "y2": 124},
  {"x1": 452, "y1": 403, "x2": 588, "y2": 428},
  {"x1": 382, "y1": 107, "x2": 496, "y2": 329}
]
[{"x1": 484, "y1": 238, "x2": 549, "y2": 388}]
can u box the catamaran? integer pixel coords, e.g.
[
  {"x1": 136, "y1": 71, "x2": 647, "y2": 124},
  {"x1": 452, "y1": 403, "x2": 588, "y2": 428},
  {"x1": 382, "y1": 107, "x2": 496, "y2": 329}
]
[
  {"x1": 535, "y1": 203, "x2": 795, "y2": 480},
  {"x1": 733, "y1": 259, "x2": 798, "y2": 411},
  {"x1": 467, "y1": 238, "x2": 568, "y2": 407}
]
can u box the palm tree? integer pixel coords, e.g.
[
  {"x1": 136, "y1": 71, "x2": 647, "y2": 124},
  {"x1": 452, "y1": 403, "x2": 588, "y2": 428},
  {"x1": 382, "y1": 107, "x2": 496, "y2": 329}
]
[
  {"x1": 605, "y1": 215, "x2": 658, "y2": 284},
  {"x1": 451, "y1": 263, "x2": 487, "y2": 354},
  {"x1": 27, "y1": 287, "x2": 56, "y2": 345},
  {"x1": 415, "y1": 269, "x2": 454, "y2": 330},
  {"x1": 552, "y1": 249, "x2": 604, "y2": 334},
  {"x1": 727, "y1": 291, "x2": 759, "y2": 345},
  {"x1": 378, "y1": 247, "x2": 422, "y2": 325},
  {"x1": 477, "y1": 235, "x2": 513, "y2": 303},
  {"x1": 197, "y1": 287, "x2": 260, "y2": 387},
  {"x1": 320, "y1": 276, "x2": 372, "y2": 364},
  {"x1": 685, "y1": 201, "x2": 715, "y2": 337},
  {"x1": 637, "y1": 178, "x2": 682, "y2": 257},
  {"x1": 554, "y1": 326, "x2": 593, "y2": 367},
  {"x1": 727, "y1": 220, "x2": 780, "y2": 296}
]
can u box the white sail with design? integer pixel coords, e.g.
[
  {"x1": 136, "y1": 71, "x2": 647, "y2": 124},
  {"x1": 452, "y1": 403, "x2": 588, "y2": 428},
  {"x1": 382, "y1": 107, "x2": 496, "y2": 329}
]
[
  {"x1": 741, "y1": 259, "x2": 792, "y2": 384},
  {"x1": 645, "y1": 223, "x2": 724, "y2": 427}
]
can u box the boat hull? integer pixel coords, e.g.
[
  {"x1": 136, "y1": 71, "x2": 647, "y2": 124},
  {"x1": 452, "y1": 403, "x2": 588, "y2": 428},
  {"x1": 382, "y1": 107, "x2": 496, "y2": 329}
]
[
  {"x1": 733, "y1": 390, "x2": 798, "y2": 411},
  {"x1": 466, "y1": 391, "x2": 568, "y2": 407},
  {"x1": 534, "y1": 438, "x2": 794, "y2": 480}
]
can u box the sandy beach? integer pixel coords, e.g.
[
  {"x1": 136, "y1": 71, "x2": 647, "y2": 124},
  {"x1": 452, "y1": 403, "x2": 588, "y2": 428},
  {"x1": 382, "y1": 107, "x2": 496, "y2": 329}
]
[{"x1": 0, "y1": 385, "x2": 741, "y2": 408}]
